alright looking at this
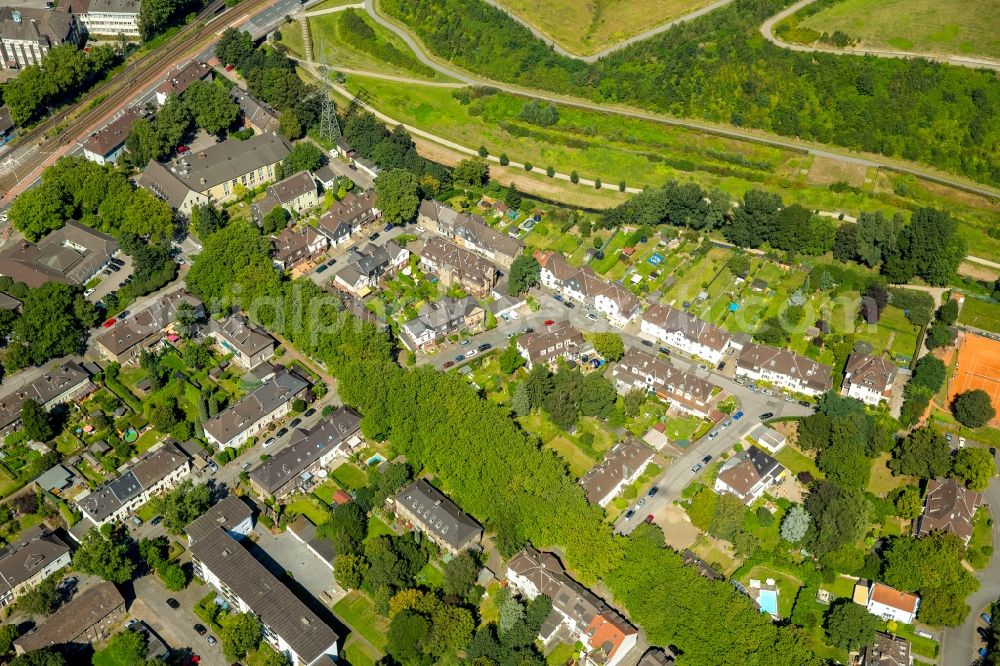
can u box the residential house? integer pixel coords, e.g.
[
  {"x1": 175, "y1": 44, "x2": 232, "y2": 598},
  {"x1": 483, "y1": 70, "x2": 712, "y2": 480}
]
[
  {"x1": 713, "y1": 445, "x2": 786, "y2": 505},
  {"x1": 536, "y1": 251, "x2": 640, "y2": 327},
  {"x1": 0, "y1": 220, "x2": 119, "y2": 288},
  {"x1": 313, "y1": 165, "x2": 338, "y2": 190},
  {"x1": 0, "y1": 360, "x2": 93, "y2": 435},
  {"x1": 205, "y1": 313, "x2": 277, "y2": 370},
  {"x1": 0, "y1": 7, "x2": 81, "y2": 72},
  {"x1": 155, "y1": 60, "x2": 212, "y2": 105},
  {"x1": 63, "y1": 0, "x2": 140, "y2": 37},
  {"x1": 843, "y1": 352, "x2": 896, "y2": 406},
  {"x1": 506, "y1": 546, "x2": 638, "y2": 666},
  {"x1": 0, "y1": 525, "x2": 71, "y2": 608},
  {"x1": 640, "y1": 304, "x2": 737, "y2": 365},
  {"x1": 390, "y1": 479, "x2": 483, "y2": 556},
  {"x1": 856, "y1": 633, "x2": 911, "y2": 666},
  {"x1": 399, "y1": 296, "x2": 485, "y2": 352},
  {"x1": 854, "y1": 580, "x2": 919, "y2": 624},
  {"x1": 202, "y1": 371, "x2": 309, "y2": 449},
  {"x1": 610, "y1": 348, "x2": 717, "y2": 417},
  {"x1": 136, "y1": 160, "x2": 210, "y2": 217},
  {"x1": 418, "y1": 200, "x2": 523, "y2": 268},
  {"x1": 745, "y1": 423, "x2": 786, "y2": 454},
  {"x1": 579, "y1": 439, "x2": 654, "y2": 507},
  {"x1": 186, "y1": 499, "x2": 339, "y2": 666},
  {"x1": 249, "y1": 406, "x2": 362, "y2": 499},
  {"x1": 736, "y1": 342, "x2": 833, "y2": 396},
  {"x1": 419, "y1": 237, "x2": 500, "y2": 298},
  {"x1": 230, "y1": 85, "x2": 279, "y2": 134},
  {"x1": 82, "y1": 106, "x2": 146, "y2": 164},
  {"x1": 164, "y1": 132, "x2": 290, "y2": 202},
  {"x1": 331, "y1": 243, "x2": 409, "y2": 297},
  {"x1": 915, "y1": 477, "x2": 982, "y2": 545},
  {"x1": 93, "y1": 290, "x2": 203, "y2": 364},
  {"x1": 255, "y1": 171, "x2": 320, "y2": 220},
  {"x1": 13, "y1": 581, "x2": 125, "y2": 654},
  {"x1": 637, "y1": 648, "x2": 676, "y2": 666},
  {"x1": 75, "y1": 441, "x2": 191, "y2": 526},
  {"x1": 270, "y1": 226, "x2": 329, "y2": 271},
  {"x1": 516, "y1": 321, "x2": 584, "y2": 369},
  {"x1": 318, "y1": 191, "x2": 379, "y2": 246}
]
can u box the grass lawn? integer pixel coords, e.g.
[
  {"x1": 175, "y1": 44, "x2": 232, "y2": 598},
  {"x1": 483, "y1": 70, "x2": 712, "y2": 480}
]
[
  {"x1": 742, "y1": 565, "x2": 803, "y2": 619},
  {"x1": 968, "y1": 508, "x2": 993, "y2": 569},
  {"x1": 663, "y1": 247, "x2": 734, "y2": 309},
  {"x1": 333, "y1": 592, "x2": 389, "y2": 651},
  {"x1": 893, "y1": 622, "x2": 941, "y2": 659},
  {"x1": 689, "y1": 534, "x2": 741, "y2": 576},
  {"x1": 799, "y1": 0, "x2": 1000, "y2": 59},
  {"x1": 312, "y1": 480, "x2": 339, "y2": 506},
  {"x1": 660, "y1": 415, "x2": 704, "y2": 441},
  {"x1": 0, "y1": 467, "x2": 20, "y2": 499},
  {"x1": 136, "y1": 501, "x2": 159, "y2": 522},
  {"x1": 416, "y1": 561, "x2": 445, "y2": 590},
  {"x1": 133, "y1": 429, "x2": 162, "y2": 454},
  {"x1": 821, "y1": 574, "x2": 858, "y2": 601},
  {"x1": 866, "y1": 452, "x2": 913, "y2": 497},
  {"x1": 91, "y1": 644, "x2": 120, "y2": 666},
  {"x1": 365, "y1": 514, "x2": 395, "y2": 542},
  {"x1": 774, "y1": 445, "x2": 822, "y2": 479},
  {"x1": 341, "y1": 635, "x2": 382, "y2": 666},
  {"x1": 545, "y1": 436, "x2": 596, "y2": 478},
  {"x1": 545, "y1": 642, "x2": 576, "y2": 665},
  {"x1": 54, "y1": 432, "x2": 81, "y2": 456},
  {"x1": 958, "y1": 297, "x2": 1000, "y2": 334},
  {"x1": 479, "y1": 582, "x2": 502, "y2": 625},
  {"x1": 285, "y1": 494, "x2": 333, "y2": 525},
  {"x1": 331, "y1": 462, "x2": 369, "y2": 490}
]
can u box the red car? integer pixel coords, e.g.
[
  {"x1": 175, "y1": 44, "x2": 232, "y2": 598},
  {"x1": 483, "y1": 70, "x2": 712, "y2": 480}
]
[
  {"x1": 443, "y1": 361, "x2": 455, "y2": 369},
  {"x1": 645, "y1": 514, "x2": 655, "y2": 524},
  {"x1": 102, "y1": 318, "x2": 117, "y2": 328},
  {"x1": 225, "y1": 64, "x2": 235, "y2": 72},
  {"x1": 177, "y1": 145, "x2": 189, "y2": 154},
  {"x1": 544, "y1": 319, "x2": 555, "y2": 326}
]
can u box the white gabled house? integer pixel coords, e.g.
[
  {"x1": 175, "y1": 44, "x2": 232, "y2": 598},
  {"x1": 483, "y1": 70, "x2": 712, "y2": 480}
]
[
  {"x1": 639, "y1": 304, "x2": 738, "y2": 364},
  {"x1": 536, "y1": 251, "x2": 640, "y2": 327}
]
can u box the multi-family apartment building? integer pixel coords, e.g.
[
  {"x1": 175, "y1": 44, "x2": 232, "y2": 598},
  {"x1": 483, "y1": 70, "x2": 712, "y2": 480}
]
[
  {"x1": 0, "y1": 220, "x2": 119, "y2": 288},
  {"x1": 506, "y1": 546, "x2": 638, "y2": 666},
  {"x1": 318, "y1": 191, "x2": 379, "y2": 246},
  {"x1": 418, "y1": 200, "x2": 523, "y2": 268},
  {"x1": 187, "y1": 497, "x2": 340, "y2": 665},
  {"x1": 915, "y1": 477, "x2": 982, "y2": 545},
  {"x1": 202, "y1": 371, "x2": 309, "y2": 449},
  {"x1": 736, "y1": 343, "x2": 833, "y2": 396},
  {"x1": 253, "y1": 171, "x2": 320, "y2": 221},
  {"x1": 610, "y1": 348, "x2": 718, "y2": 418},
  {"x1": 14, "y1": 582, "x2": 125, "y2": 654},
  {"x1": 93, "y1": 290, "x2": 203, "y2": 364},
  {"x1": 419, "y1": 237, "x2": 499, "y2": 298},
  {"x1": 162, "y1": 133, "x2": 291, "y2": 202},
  {"x1": 0, "y1": 360, "x2": 94, "y2": 435},
  {"x1": 331, "y1": 243, "x2": 409, "y2": 297},
  {"x1": 0, "y1": 525, "x2": 71, "y2": 609},
  {"x1": 536, "y1": 251, "x2": 640, "y2": 327},
  {"x1": 640, "y1": 304, "x2": 738, "y2": 365},
  {"x1": 400, "y1": 296, "x2": 485, "y2": 352},
  {"x1": 154, "y1": 60, "x2": 212, "y2": 105},
  {"x1": 270, "y1": 226, "x2": 329, "y2": 271},
  {"x1": 205, "y1": 313, "x2": 276, "y2": 370},
  {"x1": 76, "y1": 441, "x2": 191, "y2": 526},
  {"x1": 714, "y1": 445, "x2": 786, "y2": 505},
  {"x1": 82, "y1": 106, "x2": 147, "y2": 164},
  {"x1": 579, "y1": 440, "x2": 654, "y2": 507},
  {"x1": 63, "y1": 0, "x2": 140, "y2": 38},
  {"x1": 136, "y1": 160, "x2": 210, "y2": 217},
  {"x1": 516, "y1": 321, "x2": 584, "y2": 368},
  {"x1": 0, "y1": 7, "x2": 81, "y2": 72},
  {"x1": 390, "y1": 479, "x2": 483, "y2": 556}
]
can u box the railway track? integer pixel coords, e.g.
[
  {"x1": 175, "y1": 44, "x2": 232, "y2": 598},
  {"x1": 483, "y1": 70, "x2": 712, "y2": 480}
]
[{"x1": 0, "y1": 0, "x2": 274, "y2": 199}]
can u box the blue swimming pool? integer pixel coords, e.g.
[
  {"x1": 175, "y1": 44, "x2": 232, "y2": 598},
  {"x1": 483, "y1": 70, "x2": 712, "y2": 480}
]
[{"x1": 757, "y1": 589, "x2": 779, "y2": 616}]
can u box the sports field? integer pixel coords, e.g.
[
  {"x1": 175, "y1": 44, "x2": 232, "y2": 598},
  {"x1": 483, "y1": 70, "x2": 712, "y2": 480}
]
[
  {"x1": 800, "y1": 0, "x2": 1000, "y2": 60},
  {"x1": 950, "y1": 333, "x2": 1000, "y2": 427},
  {"x1": 958, "y1": 297, "x2": 1000, "y2": 335}
]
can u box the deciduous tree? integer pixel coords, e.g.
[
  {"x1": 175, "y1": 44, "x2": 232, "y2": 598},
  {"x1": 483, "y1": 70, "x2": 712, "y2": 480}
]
[
  {"x1": 375, "y1": 169, "x2": 420, "y2": 224},
  {"x1": 951, "y1": 390, "x2": 995, "y2": 429}
]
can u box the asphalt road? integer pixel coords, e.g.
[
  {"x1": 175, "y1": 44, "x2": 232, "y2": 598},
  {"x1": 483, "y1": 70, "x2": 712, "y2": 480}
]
[{"x1": 358, "y1": 0, "x2": 1000, "y2": 200}]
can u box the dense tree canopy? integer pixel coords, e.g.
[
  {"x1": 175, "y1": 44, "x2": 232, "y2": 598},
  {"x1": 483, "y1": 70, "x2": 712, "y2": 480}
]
[
  {"x1": 6, "y1": 282, "x2": 99, "y2": 371},
  {"x1": 72, "y1": 529, "x2": 136, "y2": 583},
  {"x1": 375, "y1": 169, "x2": 420, "y2": 224},
  {"x1": 881, "y1": 532, "x2": 979, "y2": 626},
  {"x1": 951, "y1": 389, "x2": 996, "y2": 429},
  {"x1": 891, "y1": 427, "x2": 951, "y2": 479}
]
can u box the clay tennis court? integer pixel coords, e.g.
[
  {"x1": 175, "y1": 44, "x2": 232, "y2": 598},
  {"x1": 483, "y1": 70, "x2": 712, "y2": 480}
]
[{"x1": 950, "y1": 333, "x2": 1000, "y2": 426}]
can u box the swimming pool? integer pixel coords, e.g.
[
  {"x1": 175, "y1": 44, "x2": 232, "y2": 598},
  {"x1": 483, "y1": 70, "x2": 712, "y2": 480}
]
[{"x1": 757, "y1": 589, "x2": 779, "y2": 617}]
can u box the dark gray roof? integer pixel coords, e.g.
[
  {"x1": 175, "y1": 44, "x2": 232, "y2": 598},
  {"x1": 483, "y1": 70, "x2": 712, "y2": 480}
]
[
  {"x1": 203, "y1": 372, "x2": 309, "y2": 446},
  {"x1": 14, "y1": 581, "x2": 125, "y2": 652},
  {"x1": 185, "y1": 495, "x2": 253, "y2": 543},
  {"x1": 394, "y1": 479, "x2": 482, "y2": 551},
  {"x1": 156, "y1": 60, "x2": 211, "y2": 97},
  {"x1": 737, "y1": 343, "x2": 833, "y2": 393},
  {"x1": 94, "y1": 290, "x2": 202, "y2": 357},
  {"x1": 289, "y1": 515, "x2": 335, "y2": 563},
  {"x1": 137, "y1": 160, "x2": 198, "y2": 210},
  {"x1": 249, "y1": 406, "x2": 361, "y2": 495},
  {"x1": 268, "y1": 171, "x2": 316, "y2": 205},
  {"x1": 208, "y1": 314, "x2": 276, "y2": 359},
  {"x1": 579, "y1": 440, "x2": 653, "y2": 504},
  {"x1": 419, "y1": 200, "x2": 523, "y2": 259},
  {"x1": 0, "y1": 7, "x2": 77, "y2": 46},
  {"x1": 0, "y1": 360, "x2": 91, "y2": 431},
  {"x1": 187, "y1": 526, "x2": 338, "y2": 664},
  {"x1": 167, "y1": 133, "x2": 291, "y2": 192},
  {"x1": 0, "y1": 525, "x2": 69, "y2": 597},
  {"x1": 230, "y1": 86, "x2": 279, "y2": 132},
  {"x1": 76, "y1": 442, "x2": 189, "y2": 523}
]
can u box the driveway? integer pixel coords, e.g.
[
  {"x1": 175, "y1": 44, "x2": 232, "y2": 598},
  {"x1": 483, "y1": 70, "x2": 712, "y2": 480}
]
[
  {"x1": 252, "y1": 526, "x2": 343, "y2": 605},
  {"x1": 132, "y1": 573, "x2": 225, "y2": 662}
]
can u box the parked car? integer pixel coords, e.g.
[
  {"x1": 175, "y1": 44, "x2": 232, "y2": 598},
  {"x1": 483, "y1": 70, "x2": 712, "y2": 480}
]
[
  {"x1": 150, "y1": 515, "x2": 163, "y2": 526},
  {"x1": 289, "y1": 418, "x2": 302, "y2": 428},
  {"x1": 658, "y1": 347, "x2": 671, "y2": 355},
  {"x1": 384, "y1": 222, "x2": 394, "y2": 232},
  {"x1": 717, "y1": 362, "x2": 726, "y2": 371},
  {"x1": 553, "y1": 294, "x2": 563, "y2": 302},
  {"x1": 564, "y1": 301, "x2": 574, "y2": 309},
  {"x1": 522, "y1": 327, "x2": 533, "y2": 334},
  {"x1": 982, "y1": 613, "x2": 993, "y2": 624},
  {"x1": 701, "y1": 455, "x2": 712, "y2": 464},
  {"x1": 263, "y1": 437, "x2": 275, "y2": 448},
  {"x1": 722, "y1": 419, "x2": 732, "y2": 428},
  {"x1": 368, "y1": 232, "x2": 380, "y2": 241},
  {"x1": 127, "y1": 619, "x2": 138, "y2": 628},
  {"x1": 194, "y1": 624, "x2": 207, "y2": 636},
  {"x1": 946, "y1": 432, "x2": 954, "y2": 442},
  {"x1": 733, "y1": 411, "x2": 744, "y2": 420},
  {"x1": 644, "y1": 514, "x2": 655, "y2": 524},
  {"x1": 443, "y1": 361, "x2": 455, "y2": 369},
  {"x1": 84, "y1": 288, "x2": 96, "y2": 297},
  {"x1": 455, "y1": 354, "x2": 465, "y2": 362},
  {"x1": 276, "y1": 428, "x2": 288, "y2": 437},
  {"x1": 166, "y1": 598, "x2": 180, "y2": 609},
  {"x1": 110, "y1": 258, "x2": 125, "y2": 267},
  {"x1": 225, "y1": 63, "x2": 235, "y2": 71},
  {"x1": 207, "y1": 636, "x2": 216, "y2": 646},
  {"x1": 759, "y1": 412, "x2": 774, "y2": 420},
  {"x1": 118, "y1": 310, "x2": 131, "y2": 319},
  {"x1": 624, "y1": 509, "x2": 635, "y2": 520},
  {"x1": 460, "y1": 339, "x2": 471, "y2": 346},
  {"x1": 647, "y1": 486, "x2": 659, "y2": 497},
  {"x1": 707, "y1": 431, "x2": 718, "y2": 440},
  {"x1": 207, "y1": 461, "x2": 218, "y2": 473},
  {"x1": 316, "y1": 264, "x2": 328, "y2": 274},
  {"x1": 478, "y1": 343, "x2": 491, "y2": 352},
  {"x1": 784, "y1": 395, "x2": 795, "y2": 403},
  {"x1": 960, "y1": 437, "x2": 967, "y2": 448},
  {"x1": 465, "y1": 349, "x2": 478, "y2": 358},
  {"x1": 304, "y1": 408, "x2": 316, "y2": 417},
  {"x1": 641, "y1": 340, "x2": 653, "y2": 347},
  {"x1": 586, "y1": 313, "x2": 598, "y2": 321},
  {"x1": 177, "y1": 145, "x2": 189, "y2": 153},
  {"x1": 130, "y1": 517, "x2": 142, "y2": 530},
  {"x1": 636, "y1": 498, "x2": 646, "y2": 508},
  {"x1": 241, "y1": 462, "x2": 251, "y2": 471},
  {"x1": 691, "y1": 463, "x2": 703, "y2": 473},
  {"x1": 698, "y1": 363, "x2": 708, "y2": 370},
  {"x1": 798, "y1": 400, "x2": 811, "y2": 407},
  {"x1": 102, "y1": 318, "x2": 117, "y2": 328},
  {"x1": 544, "y1": 320, "x2": 555, "y2": 326}
]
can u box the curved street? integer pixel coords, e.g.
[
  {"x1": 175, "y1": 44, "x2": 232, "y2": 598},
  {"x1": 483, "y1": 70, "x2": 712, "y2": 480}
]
[
  {"x1": 359, "y1": 0, "x2": 1000, "y2": 200},
  {"x1": 759, "y1": 0, "x2": 1000, "y2": 72}
]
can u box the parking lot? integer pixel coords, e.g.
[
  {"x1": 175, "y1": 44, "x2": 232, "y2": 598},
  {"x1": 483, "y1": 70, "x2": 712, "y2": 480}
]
[{"x1": 86, "y1": 254, "x2": 134, "y2": 304}]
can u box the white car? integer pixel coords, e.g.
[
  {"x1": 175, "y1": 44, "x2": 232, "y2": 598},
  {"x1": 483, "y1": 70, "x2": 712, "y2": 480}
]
[
  {"x1": 586, "y1": 313, "x2": 598, "y2": 322},
  {"x1": 509, "y1": 310, "x2": 519, "y2": 320},
  {"x1": 416, "y1": 225, "x2": 425, "y2": 232},
  {"x1": 959, "y1": 437, "x2": 966, "y2": 448},
  {"x1": 465, "y1": 349, "x2": 478, "y2": 358}
]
